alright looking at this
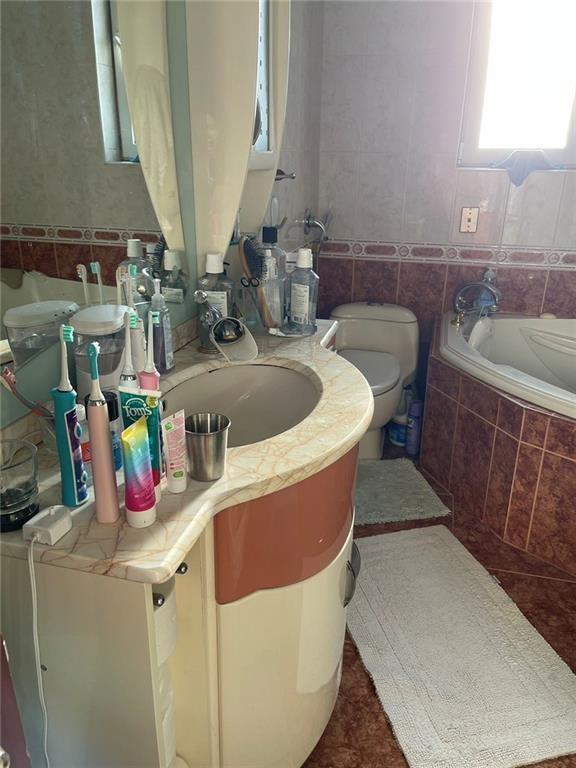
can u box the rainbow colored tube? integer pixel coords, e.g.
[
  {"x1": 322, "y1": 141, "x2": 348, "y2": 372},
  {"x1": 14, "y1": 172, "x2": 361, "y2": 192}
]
[
  {"x1": 119, "y1": 386, "x2": 162, "y2": 497},
  {"x1": 121, "y1": 416, "x2": 156, "y2": 528}
]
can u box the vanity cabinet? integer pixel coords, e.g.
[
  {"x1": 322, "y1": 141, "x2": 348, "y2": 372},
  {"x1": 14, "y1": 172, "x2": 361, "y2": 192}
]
[{"x1": 1, "y1": 448, "x2": 359, "y2": 768}]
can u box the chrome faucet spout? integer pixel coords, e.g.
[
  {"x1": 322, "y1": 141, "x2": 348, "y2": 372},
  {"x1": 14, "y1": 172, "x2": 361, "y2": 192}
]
[{"x1": 296, "y1": 208, "x2": 329, "y2": 242}]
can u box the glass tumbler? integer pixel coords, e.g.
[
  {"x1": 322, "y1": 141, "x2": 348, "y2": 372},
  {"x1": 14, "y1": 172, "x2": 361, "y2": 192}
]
[{"x1": 0, "y1": 439, "x2": 39, "y2": 532}]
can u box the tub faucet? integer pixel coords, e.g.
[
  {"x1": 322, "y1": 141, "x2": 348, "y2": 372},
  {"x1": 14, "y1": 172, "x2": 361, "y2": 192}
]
[
  {"x1": 296, "y1": 208, "x2": 330, "y2": 242},
  {"x1": 452, "y1": 280, "x2": 502, "y2": 328}
]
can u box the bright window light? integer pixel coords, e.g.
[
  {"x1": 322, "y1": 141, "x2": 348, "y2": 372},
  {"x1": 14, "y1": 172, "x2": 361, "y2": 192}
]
[{"x1": 479, "y1": 0, "x2": 576, "y2": 149}]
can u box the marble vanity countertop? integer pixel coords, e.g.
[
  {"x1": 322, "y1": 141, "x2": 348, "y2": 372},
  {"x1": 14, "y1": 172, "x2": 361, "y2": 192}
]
[{"x1": 0, "y1": 321, "x2": 374, "y2": 583}]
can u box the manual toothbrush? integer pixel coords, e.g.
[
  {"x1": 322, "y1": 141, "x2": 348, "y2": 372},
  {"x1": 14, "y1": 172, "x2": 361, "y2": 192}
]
[
  {"x1": 1, "y1": 367, "x2": 53, "y2": 418},
  {"x1": 86, "y1": 342, "x2": 120, "y2": 524},
  {"x1": 90, "y1": 261, "x2": 104, "y2": 305},
  {"x1": 51, "y1": 325, "x2": 88, "y2": 508},
  {"x1": 76, "y1": 264, "x2": 90, "y2": 307}
]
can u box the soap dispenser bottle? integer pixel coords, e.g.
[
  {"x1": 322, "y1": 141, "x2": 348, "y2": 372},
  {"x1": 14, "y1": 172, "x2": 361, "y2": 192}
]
[
  {"x1": 197, "y1": 252, "x2": 234, "y2": 349},
  {"x1": 151, "y1": 278, "x2": 175, "y2": 374},
  {"x1": 120, "y1": 239, "x2": 155, "y2": 302},
  {"x1": 288, "y1": 248, "x2": 319, "y2": 335}
]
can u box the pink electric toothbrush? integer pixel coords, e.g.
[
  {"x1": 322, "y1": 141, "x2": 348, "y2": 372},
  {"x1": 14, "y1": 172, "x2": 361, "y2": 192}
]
[
  {"x1": 138, "y1": 311, "x2": 160, "y2": 391},
  {"x1": 86, "y1": 342, "x2": 120, "y2": 524}
]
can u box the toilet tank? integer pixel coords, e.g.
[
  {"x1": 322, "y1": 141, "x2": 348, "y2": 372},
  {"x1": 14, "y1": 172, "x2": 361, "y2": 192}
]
[{"x1": 330, "y1": 303, "x2": 419, "y2": 382}]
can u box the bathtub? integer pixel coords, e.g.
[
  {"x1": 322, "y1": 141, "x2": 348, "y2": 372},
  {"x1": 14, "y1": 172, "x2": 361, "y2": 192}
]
[{"x1": 439, "y1": 312, "x2": 576, "y2": 419}]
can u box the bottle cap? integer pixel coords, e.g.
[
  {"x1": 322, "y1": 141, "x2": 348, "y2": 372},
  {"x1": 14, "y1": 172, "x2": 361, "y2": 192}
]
[
  {"x1": 127, "y1": 239, "x2": 143, "y2": 259},
  {"x1": 205, "y1": 252, "x2": 224, "y2": 274},
  {"x1": 262, "y1": 226, "x2": 278, "y2": 244},
  {"x1": 296, "y1": 248, "x2": 313, "y2": 269},
  {"x1": 164, "y1": 249, "x2": 184, "y2": 271}
]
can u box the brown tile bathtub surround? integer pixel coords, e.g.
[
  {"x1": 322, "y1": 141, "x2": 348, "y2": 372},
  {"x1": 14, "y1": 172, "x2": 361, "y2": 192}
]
[
  {"x1": 450, "y1": 407, "x2": 495, "y2": 522},
  {"x1": 545, "y1": 416, "x2": 576, "y2": 460},
  {"x1": 528, "y1": 453, "x2": 576, "y2": 575},
  {"x1": 505, "y1": 444, "x2": 543, "y2": 550},
  {"x1": 483, "y1": 429, "x2": 518, "y2": 538},
  {"x1": 495, "y1": 267, "x2": 548, "y2": 315},
  {"x1": 420, "y1": 352, "x2": 576, "y2": 576},
  {"x1": 522, "y1": 409, "x2": 550, "y2": 447},
  {"x1": 497, "y1": 396, "x2": 524, "y2": 438},
  {"x1": 420, "y1": 386, "x2": 457, "y2": 489},
  {"x1": 91, "y1": 244, "x2": 126, "y2": 286}
]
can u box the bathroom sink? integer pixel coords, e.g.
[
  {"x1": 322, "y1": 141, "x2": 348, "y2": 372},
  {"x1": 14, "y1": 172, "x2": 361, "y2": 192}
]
[{"x1": 163, "y1": 364, "x2": 320, "y2": 447}]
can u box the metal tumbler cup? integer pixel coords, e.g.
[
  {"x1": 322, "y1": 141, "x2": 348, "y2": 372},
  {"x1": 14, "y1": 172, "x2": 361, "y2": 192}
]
[{"x1": 185, "y1": 413, "x2": 230, "y2": 482}]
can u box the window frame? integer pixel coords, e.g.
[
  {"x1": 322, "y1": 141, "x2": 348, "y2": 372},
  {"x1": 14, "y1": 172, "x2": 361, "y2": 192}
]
[{"x1": 458, "y1": 1, "x2": 576, "y2": 169}]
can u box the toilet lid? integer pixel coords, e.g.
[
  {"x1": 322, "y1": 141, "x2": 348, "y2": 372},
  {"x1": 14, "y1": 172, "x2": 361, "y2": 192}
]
[{"x1": 338, "y1": 349, "x2": 401, "y2": 396}]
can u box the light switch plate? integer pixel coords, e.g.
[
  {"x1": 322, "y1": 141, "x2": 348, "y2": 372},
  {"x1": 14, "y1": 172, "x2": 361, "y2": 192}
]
[{"x1": 460, "y1": 207, "x2": 480, "y2": 233}]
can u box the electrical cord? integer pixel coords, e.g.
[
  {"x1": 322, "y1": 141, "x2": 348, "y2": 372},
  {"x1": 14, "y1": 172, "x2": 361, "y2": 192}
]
[{"x1": 27, "y1": 536, "x2": 50, "y2": 768}]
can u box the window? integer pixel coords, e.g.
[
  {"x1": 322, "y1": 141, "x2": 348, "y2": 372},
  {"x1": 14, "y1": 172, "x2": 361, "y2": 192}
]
[
  {"x1": 459, "y1": 0, "x2": 576, "y2": 168},
  {"x1": 91, "y1": 0, "x2": 138, "y2": 162}
]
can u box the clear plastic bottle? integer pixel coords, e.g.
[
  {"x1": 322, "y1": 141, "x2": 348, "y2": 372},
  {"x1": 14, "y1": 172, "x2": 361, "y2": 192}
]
[
  {"x1": 160, "y1": 250, "x2": 189, "y2": 304},
  {"x1": 262, "y1": 227, "x2": 287, "y2": 325},
  {"x1": 120, "y1": 239, "x2": 155, "y2": 302},
  {"x1": 197, "y1": 253, "x2": 235, "y2": 350},
  {"x1": 151, "y1": 279, "x2": 175, "y2": 374},
  {"x1": 287, "y1": 248, "x2": 319, "y2": 335}
]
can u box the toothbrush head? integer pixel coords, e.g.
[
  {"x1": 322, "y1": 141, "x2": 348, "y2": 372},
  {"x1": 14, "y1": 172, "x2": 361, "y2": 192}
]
[
  {"x1": 129, "y1": 310, "x2": 138, "y2": 328},
  {"x1": 87, "y1": 341, "x2": 100, "y2": 380},
  {"x1": 76, "y1": 264, "x2": 87, "y2": 280},
  {"x1": 60, "y1": 324, "x2": 74, "y2": 344},
  {"x1": 90, "y1": 262, "x2": 101, "y2": 276}
]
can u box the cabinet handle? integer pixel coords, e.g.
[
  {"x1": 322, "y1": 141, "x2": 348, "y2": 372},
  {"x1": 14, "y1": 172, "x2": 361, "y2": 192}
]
[
  {"x1": 176, "y1": 562, "x2": 188, "y2": 575},
  {"x1": 344, "y1": 542, "x2": 361, "y2": 607},
  {"x1": 0, "y1": 747, "x2": 10, "y2": 768},
  {"x1": 152, "y1": 593, "x2": 165, "y2": 608}
]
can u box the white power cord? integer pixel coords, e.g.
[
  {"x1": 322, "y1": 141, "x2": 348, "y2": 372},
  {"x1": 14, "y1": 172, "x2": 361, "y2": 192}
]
[{"x1": 27, "y1": 536, "x2": 50, "y2": 768}]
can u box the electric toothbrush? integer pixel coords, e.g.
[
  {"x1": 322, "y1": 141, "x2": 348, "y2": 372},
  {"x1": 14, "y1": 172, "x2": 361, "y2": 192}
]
[
  {"x1": 116, "y1": 266, "x2": 125, "y2": 306},
  {"x1": 51, "y1": 325, "x2": 88, "y2": 508},
  {"x1": 86, "y1": 342, "x2": 120, "y2": 524},
  {"x1": 76, "y1": 264, "x2": 90, "y2": 306},
  {"x1": 138, "y1": 311, "x2": 161, "y2": 391},
  {"x1": 90, "y1": 262, "x2": 104, "y2": 305},
  {"x1": 120, "y1": 311, "x2": 139, "y2": 388}
]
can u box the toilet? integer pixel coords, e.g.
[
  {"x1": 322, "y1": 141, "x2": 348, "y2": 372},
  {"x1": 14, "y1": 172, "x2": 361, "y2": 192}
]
[{"x1": 330, "y1": 303, "x2": 419, "y2": 459}]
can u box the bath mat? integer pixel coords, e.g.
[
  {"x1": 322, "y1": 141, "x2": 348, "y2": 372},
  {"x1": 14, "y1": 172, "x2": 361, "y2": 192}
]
[
  {"x1": 355, "y1": 459, "x2": 449, "y2": 525},
  {"x1": 347, "y1": 526, "x2": 576, "y2": 768}
]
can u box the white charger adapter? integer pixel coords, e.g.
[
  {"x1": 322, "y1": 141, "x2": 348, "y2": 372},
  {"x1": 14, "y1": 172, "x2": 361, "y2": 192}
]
[{"x1": 23, "y1": 505, "x2": 73, "y2": 545}]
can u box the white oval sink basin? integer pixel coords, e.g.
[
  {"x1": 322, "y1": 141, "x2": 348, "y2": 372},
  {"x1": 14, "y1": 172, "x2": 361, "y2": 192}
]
[{"x1": 163, "y1": 364, "x2": 320, "y2": 447}]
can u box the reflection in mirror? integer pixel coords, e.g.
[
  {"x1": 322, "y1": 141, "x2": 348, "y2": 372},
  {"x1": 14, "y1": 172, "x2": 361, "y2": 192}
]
[{"x1": 0, "y1": 0, "x2": 196, "y2": 430}]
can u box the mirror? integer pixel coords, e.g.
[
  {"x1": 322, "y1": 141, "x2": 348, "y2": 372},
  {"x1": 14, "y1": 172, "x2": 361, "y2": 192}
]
[{"x1": 0, "y1": 0, "x2": 197, "y2": 428}]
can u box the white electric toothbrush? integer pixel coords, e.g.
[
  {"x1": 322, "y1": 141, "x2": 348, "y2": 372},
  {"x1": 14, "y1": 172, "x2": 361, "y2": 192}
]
[
  {"x1": 90, "y1": 262, "x2": 104, "y2": 305},
  {"x1": 115, "y1": 266, "x2": 126, "y2": 306},
  {"x1": 120, "y1": 311, "x2": 139, "y2": 388},
  {"x1": 76, "y1": 264, "x2": 90, "y2": 306}
]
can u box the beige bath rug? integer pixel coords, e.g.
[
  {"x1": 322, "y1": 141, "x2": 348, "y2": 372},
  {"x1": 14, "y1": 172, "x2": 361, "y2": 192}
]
[
  {"x1": 348, "y1": 526, "x2": 576, "y2": 768},
  {"x1": 355, "y1": 459, "x2": 449, "y2": 525}
]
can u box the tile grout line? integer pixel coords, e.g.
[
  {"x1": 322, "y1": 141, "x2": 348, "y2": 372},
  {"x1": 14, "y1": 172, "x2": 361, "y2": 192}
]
[
  {"x1": 539, "y1": 268, "x2": 551, "y2": 315},
  {"x1": 524, "y1": 418, "x2": 551, "y2": 552},
  {"x1": 481, "y1": 401, "x2": 500, "y2": 521},
  {"x1": 446, "y1": 376, "x2": 462, "y2": 493},
  {"x1": 502, "y1": 409, "x2": 525, "y2": 543},
  {"x1": 489, "y1": 567, "x2": 576, "y2": 584}
]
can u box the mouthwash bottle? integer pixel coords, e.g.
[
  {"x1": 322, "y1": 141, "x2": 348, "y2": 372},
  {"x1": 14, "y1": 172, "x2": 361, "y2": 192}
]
[{"x1": 287, "y1": 248, "x2": 319, "y2": 335}]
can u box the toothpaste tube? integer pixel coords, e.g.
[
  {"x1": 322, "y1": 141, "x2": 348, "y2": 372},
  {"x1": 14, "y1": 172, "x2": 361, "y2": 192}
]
[
  {"x1": 161, "y1": 410, "x2": 187, "y2": 494},
  {"x1": 119, "y1": 386, "x2": 162, "y2": 496},
  {"x1": 121, "y1": 416, "x2": 156, "y2": 528}
]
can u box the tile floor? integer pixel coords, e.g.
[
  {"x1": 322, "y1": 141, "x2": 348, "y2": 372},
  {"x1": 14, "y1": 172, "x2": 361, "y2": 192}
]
[{"x1": 304, "y1": 464, "x2": 576, "y2": 768}]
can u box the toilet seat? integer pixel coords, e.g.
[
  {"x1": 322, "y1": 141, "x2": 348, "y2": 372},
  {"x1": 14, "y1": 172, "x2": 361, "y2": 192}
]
[{"x1": 338, "y1": 349, "x2": 401, "y2": 396}]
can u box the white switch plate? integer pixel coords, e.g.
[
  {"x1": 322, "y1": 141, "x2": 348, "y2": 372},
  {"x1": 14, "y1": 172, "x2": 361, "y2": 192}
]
[{"x1": 460, "y1": 207, "x2": 479, "y2": 233}]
